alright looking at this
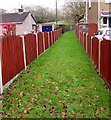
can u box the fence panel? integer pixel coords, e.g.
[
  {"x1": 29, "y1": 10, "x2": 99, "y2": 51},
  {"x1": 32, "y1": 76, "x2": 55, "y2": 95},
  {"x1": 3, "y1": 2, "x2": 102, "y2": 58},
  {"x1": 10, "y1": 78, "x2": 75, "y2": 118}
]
[
  {"x1": 83, "y1": 33, "x2": 86, "y2": 50},
  {"x1": 88, "y1": 23, "x2": 98, "y2": 36},
  {"x1": 92, "y1": 37, "x2": 99, "y2": 68},
  {"x1": 49, "y1": 32, "x2": 52, "y2": 46},
  {"x1": 52, "y1": 31, "x2": 55, "y2": 44},
  {"x1": 100, "y1": 40, "x2": 110, "y2": 84},
  {"x1": 44, "y1": 32, "x2": 49, "y2": 50},
  {"x1": 2, "y1": 35, "x2": 24, "y2": 85},
  {"x1": 24, "y1": 34, "x2": 37, "y2": 66},
  {"x1": 87, "y1": 35, "x2": 91, "y2": 57},
  {"x1": 38, "y1": 32, "x2": 44, "y2": 55},
  {"x1": 109, "y1": 42, "x2": 111, "y2": 86},
  {"x1": 55, "y1": 30, "x2": 57, "y2": 41}
]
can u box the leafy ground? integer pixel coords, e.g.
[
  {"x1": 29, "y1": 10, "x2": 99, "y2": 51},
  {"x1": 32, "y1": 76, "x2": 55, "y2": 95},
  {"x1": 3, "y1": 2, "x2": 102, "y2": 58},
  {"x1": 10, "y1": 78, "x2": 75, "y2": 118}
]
[{"x1": 2, "y1": 31, "x2": 110, "y2": 118}]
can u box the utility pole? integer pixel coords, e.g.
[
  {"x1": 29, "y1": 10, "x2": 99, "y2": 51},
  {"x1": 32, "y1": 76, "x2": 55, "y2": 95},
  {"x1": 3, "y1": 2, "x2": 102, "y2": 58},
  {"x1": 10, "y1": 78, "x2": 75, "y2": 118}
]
[
  {"x1": 56, "y1": 0, "x2": 58, "y2": 24},
  {"x1": 86, "y1": 0, "x2": 88, "y2": 23},
  {"x1": 98, "y1": 0, "x2": 100, "y2": 29}
]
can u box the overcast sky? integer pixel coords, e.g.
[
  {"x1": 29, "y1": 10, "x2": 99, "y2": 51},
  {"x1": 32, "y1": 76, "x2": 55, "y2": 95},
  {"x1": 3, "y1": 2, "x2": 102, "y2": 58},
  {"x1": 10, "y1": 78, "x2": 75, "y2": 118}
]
[{"x1": 0, "y1": 0, "x2": 65, "y2": 10}]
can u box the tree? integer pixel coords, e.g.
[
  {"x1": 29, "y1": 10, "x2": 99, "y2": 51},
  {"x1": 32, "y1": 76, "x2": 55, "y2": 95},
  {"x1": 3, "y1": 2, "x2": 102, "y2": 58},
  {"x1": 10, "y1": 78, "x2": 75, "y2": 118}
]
[
  {"x1": 26, "y1": 5, "x2": 56, "y2": 23},
  {"x1": 61, "y1": 0, "x2": 85, "y2": 23}
]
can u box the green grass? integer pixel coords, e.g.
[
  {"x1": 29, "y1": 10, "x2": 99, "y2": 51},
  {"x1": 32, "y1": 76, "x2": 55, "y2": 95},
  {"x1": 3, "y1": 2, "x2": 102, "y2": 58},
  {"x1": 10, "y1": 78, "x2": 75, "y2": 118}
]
[
  {"x1": 2, "y1": 31, "x2": 110, "y2": 118},
  {"x1": 46, "y1": 21, "x2": 74, "y2": 25}
]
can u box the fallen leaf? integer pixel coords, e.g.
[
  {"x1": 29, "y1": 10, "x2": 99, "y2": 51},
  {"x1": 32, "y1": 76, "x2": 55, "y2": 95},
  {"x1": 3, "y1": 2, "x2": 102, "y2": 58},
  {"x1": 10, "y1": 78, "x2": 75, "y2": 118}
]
[
  {"x1": 55, "y1": 86, "x2": 59, "y2": 91},
  {"x1": 7, "y1": 88, "x2": 12, "y2": 91},
  {"x1": 17, "y1": 92, "x2": 24, "y2": 97},
  {"x1": 59, "y1": 101, "x2": 64, "y2": 104},
  {"x1": 64, "y1": 95, "x2": 70, "y2": 97},
  {"x1": 62, "y1": 112, "x2": 66, "y2": 116},
  {"x1": 63, "y1": 104, "x2": 67, "y2": 109},
  {"x1": 24, "y1": 110, "x2": 29, "y2": 114},
  {"x1": 42, "y1": 107, "x2": 46, "y2": 112},
  {"x1": 18, "y1": 100, "x2": 22, "y2": 103},
  {"x1": 99, "y1": 107, "x2": 104, "y2": 111},
  {"x1": 71, "y1": 111, "x2": 75, "y2": 115},
  {"x1": 17, "y1": 116, "x2": 22, "y2": 118},
  {"x1": 75, "y1": 93, "x2": 79, "y2": 95},
  {"x1": 38, "y1": 75, "x2": 41, "y2": 78},
  {"x1": 41, "y1": 86, "x2": 45, "y2": 88},
  {"x1": 5, "y1": 112, "x2": 12, "y2": 117}
]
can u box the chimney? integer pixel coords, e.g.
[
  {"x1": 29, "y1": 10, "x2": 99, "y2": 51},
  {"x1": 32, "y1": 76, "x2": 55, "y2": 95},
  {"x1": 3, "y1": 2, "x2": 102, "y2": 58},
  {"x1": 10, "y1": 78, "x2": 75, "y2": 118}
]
[{"x1": 18, "y1": 5, "x2": 24, "y2": 14}]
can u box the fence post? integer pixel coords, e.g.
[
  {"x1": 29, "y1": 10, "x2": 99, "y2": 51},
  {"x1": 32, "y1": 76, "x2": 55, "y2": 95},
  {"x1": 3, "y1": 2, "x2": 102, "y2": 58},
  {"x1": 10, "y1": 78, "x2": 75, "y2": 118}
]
[
  {"x1": 0, "y1": 40, "x2": 3, "y2": 94},
  {"x1": 98, "y1": 40, "x2": 101, "y2": 74},
  {"x1": 54, "y1": 31, "x2": 55, "y2": 43},
  {"x1": 90, "y1": 36, "x2": 93, "y2": 58},
  {"x1": 86, "y1": 33, "x2": 88, "y2": 53},
  {"x1": 21, "y1": 36, "x2": 27, "y2": 70},
  {"x1": 48, "y1": 32, "x2": 50, "y2": 47},
  {"x1": 43, "y1": 32, "x2": 45, "y2": 51},
  {"x1": 79, "y1": 31, "x2": 80, "y2": 41},
  {"x1": 83, "y1": 32, "x2": 85, "y2": 47},
  {"x1": 36, "y1": 33, "x2": 38, "y2": 57},
  {"x1": 51, "y1": 31, "x2": 53, "y2": 45}
]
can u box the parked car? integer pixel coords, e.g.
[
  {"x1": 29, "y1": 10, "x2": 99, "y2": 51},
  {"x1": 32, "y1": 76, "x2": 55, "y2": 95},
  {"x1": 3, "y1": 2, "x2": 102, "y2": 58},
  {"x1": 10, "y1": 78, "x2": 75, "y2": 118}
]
[{"x1": 94, "y1": 28, "x2": 111, "y2": 40}]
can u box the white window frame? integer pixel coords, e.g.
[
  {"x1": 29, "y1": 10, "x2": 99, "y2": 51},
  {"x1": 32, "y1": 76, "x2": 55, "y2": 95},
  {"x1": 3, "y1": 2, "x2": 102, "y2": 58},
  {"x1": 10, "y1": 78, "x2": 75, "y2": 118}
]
[{"x1": 102, "y1": 17, "x2": 109, "y2": 27}]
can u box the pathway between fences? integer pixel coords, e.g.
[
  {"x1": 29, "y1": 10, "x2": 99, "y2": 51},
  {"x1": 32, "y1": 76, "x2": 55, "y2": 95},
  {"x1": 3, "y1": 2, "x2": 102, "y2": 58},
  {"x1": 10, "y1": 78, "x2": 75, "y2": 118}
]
[{"x1": 2, "y1": 31, "x2": 110, "y2": 118}]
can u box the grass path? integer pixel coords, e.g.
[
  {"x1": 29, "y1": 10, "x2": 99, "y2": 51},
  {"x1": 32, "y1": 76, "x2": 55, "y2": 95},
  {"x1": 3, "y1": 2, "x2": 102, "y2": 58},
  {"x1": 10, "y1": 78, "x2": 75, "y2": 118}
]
[{"x1": 3, "y1": 31, "x2": 110, "y2": 118}]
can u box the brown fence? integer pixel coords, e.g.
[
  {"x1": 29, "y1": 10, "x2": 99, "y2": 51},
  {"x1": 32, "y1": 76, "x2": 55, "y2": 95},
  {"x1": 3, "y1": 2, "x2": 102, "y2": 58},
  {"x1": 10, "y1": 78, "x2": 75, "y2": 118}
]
[
  {"x1": 76, "y1": 23, "x2": 111, "y2": 88},
  {"x1": 0, "y1": 28, "x2": 62, "y2": 94},
  {"x1": 24, "y1": 34, "x2": 37, "y2": 65},
  {"x1": 2, "y1": 36, "x2": 25, "y2": 85}
]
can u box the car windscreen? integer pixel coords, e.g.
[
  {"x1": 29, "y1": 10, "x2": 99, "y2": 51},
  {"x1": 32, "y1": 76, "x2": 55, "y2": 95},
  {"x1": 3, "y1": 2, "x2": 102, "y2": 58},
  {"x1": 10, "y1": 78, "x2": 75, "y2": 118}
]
[
  {"x1": 106, "y1": 30, "x2": 111, "y2": 36},
  {"x1": 97, "y1": 30, "x2": 103, "y2": 35}
]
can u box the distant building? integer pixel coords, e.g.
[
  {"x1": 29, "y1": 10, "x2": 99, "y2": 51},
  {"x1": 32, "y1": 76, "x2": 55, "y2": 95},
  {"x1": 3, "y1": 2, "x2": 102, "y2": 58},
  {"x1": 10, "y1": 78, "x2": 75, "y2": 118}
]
[
  {"x1": 85, "y1": 0, "x2": 111, "y2": 29},
  {"x1": 0, "y1": 8, "x2": 37, "y2": 36}
]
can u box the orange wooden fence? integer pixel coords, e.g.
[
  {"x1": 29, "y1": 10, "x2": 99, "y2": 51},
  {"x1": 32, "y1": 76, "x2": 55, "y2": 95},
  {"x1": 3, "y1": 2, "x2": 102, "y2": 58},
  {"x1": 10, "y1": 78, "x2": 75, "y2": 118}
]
[
  {"x1": 0, "y1": 28, "x2": 62, "y2": 94},
  {"x1": 2, "y1": 36, "x2": 24, "y2": 85},
  {"x1": 24, "y1": 34, "x2": 37, "y2": 65},
  {"x1": 76, "y1": 23, "x2": 111, "y2": 88}
]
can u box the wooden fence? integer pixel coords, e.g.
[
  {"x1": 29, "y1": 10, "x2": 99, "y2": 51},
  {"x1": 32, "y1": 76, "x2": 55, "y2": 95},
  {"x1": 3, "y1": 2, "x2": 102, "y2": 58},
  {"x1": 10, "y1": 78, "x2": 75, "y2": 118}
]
[
  {"x1": 76, "y1": 24, "x2": 111, "y2": 88},
  {"x1": 0, "y1": 29, "x2": 62, "y2": 94}
]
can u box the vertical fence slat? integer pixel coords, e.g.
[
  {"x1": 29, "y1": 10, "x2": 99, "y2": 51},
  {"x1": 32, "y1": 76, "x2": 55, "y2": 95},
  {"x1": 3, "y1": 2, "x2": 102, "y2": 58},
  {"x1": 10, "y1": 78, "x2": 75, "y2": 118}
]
[
  {"x1": 0, "y1": 39, "x2": 3, "y2": 94},
  {"x1": 44, "y1": 32, "x2": 49, "y2": 50},
  {"x1": 38, "y1": 32, "x2": 44, "y2": 56},
  {"x1": 92, "y1": 37, "x2": 99, "y2": 68},
  {"x1": 24, "y1": 34, "x2": 37, "y2": 66},
  {"x1": 100, "y1": 40, "x2": 110, "y2": 84}
]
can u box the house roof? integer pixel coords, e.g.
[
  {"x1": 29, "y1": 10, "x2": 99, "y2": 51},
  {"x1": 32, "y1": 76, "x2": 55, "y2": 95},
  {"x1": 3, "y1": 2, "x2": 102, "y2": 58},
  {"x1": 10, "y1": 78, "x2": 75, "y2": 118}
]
[{"x1": 0, "y1": 12, "x2": 36, "y2": 23}]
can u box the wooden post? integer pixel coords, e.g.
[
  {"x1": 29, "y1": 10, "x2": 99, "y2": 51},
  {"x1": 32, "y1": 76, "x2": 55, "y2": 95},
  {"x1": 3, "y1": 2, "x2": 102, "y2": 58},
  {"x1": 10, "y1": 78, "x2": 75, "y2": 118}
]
[
  {"x1": 48, "y1": 32, "x2": 50, "y2": 47},
  {"x1": 21, "y1": 36, "x2": 27, "y2": 70},
  {"x1": 90, "y1": 36, "x2": 93, "y2": 58},
  {"x1": 86, "y1": 33, "x2": 88, "y2": 53},
  {"x1": 98, "y1": 40, "x2": 101, "y2": 74},
  {"x1": 35, "y1": 33, "x2": 38, "y2": 57},
  {"x1": 0, "y1": 39, "x2": 3, "y2": 94}
]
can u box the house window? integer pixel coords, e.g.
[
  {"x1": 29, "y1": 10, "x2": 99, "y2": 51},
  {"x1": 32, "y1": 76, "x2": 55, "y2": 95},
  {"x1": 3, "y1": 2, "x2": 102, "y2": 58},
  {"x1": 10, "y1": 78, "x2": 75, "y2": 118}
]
[
  {"x1": 103, "y1": 17, "x2": 107, "y2": 24},
  {"x1": 109, "y1": 17, "x2": 111, "y2": 27}
]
